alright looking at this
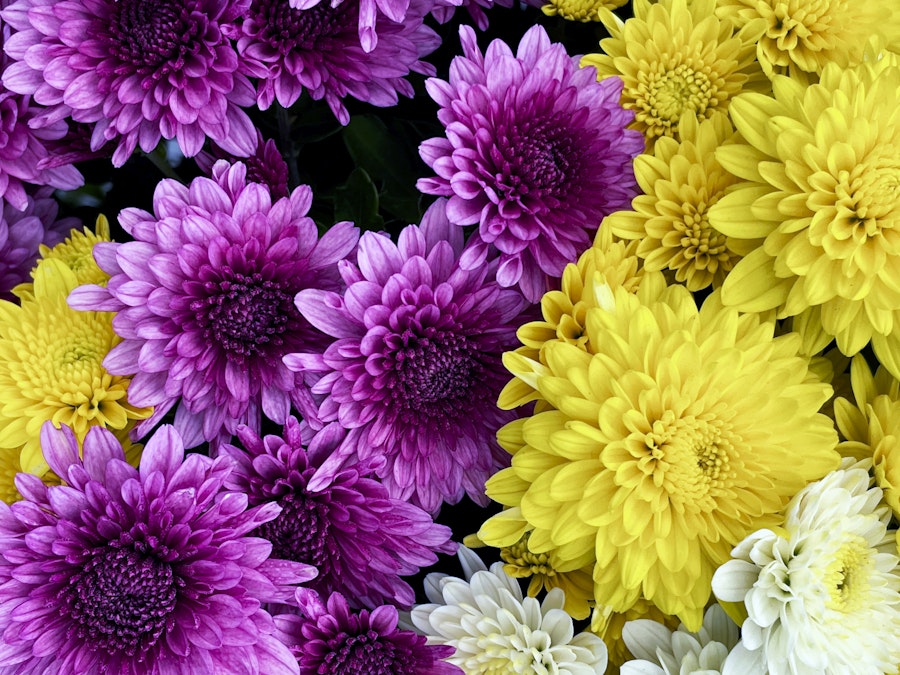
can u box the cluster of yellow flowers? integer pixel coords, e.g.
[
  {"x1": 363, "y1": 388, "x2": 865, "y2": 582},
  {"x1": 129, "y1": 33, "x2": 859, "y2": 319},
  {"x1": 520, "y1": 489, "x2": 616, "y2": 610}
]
[{"x1": 479, "y1": 0, "x2": 900, "y2": 671}]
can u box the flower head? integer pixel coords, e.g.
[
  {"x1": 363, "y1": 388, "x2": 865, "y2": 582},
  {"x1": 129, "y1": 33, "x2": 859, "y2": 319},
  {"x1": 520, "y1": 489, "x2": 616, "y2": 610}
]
[
  {"x1": 221, "y1": 417, "x2": 455, "y2": 608},
  {"x1": 479, "y1": 284, "x2": 840, "y2": 629},
  {"x1": 712, "y1": 460, "x2": 900, "y2": 674},
  {"x1": 236, "y1": 0, "x2": 438, "y2": 125},
  {"x1": 285, "y1": 200, "x2": 527, "y2": 513},
  {"x1": 197, "y1": 130, "x2": 290, "y2": 200},
  {"x1": 581, "y1": 0, "x2": 769, "y2": 149},
  {"x1": 1, "y1": 0, "x2": 257, "y2": 165},
  {"x1": 411, "y1": 546, "x2": 609, "y2": 674},
  {"x1": 540, "y1": 0, "x2": 626, "y2": 22},
  {"x1": 418, "y1": 25, "x2": 643, "y2": 302},
  {"x1": 0, "y1": 422, "x2": 316, "y2": 674},
  {"x1": 68, "y1": 161, "x2": 359, "y2": 448}
]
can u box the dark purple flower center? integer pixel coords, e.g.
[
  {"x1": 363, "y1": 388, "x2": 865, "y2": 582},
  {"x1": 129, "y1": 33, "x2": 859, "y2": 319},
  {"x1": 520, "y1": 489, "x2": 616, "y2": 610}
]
[
  {"x1": 256, "y1": 491, "x2": 331, "y2": 568},
  {"x1": 249, "y1": 0, "x2": 352, "y2": 52},
  {"x1": 321, "y1": 631, "x2": 415, "y2": 674},
  {"x1": 107, "y1": 0, "x2": 202, "y2": 72},
  {"x1": 63, "y1": 546, "x2": 178, "y2": 657}
]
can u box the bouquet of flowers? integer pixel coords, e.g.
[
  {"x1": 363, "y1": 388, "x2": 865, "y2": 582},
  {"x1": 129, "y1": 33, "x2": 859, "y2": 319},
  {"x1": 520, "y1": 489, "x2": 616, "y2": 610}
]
[{"x1": 0, "y1": 0, "x2": 898, "y2": 672}]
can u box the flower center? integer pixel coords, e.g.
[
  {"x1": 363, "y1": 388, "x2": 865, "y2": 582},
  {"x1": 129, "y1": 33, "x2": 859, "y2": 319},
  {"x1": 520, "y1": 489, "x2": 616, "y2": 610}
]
[
  {"x1": 323, "y1": 631, "x2": 413, "y2": 674},
  {"x1": 502, "y1": 533, "x2": 556, "y2": 578},
  {"x1": 824, "y1": 536, "x2": 872, "y2": 613},
  {"x1": 107, "y1": 0, "x2": 200, "y2": 72},
  {"x1": 756, "y1": 0, "x2": 840, "y2": 67},
  {"x1": 645, "y1": 63, "x2": 714, "y2": 130},
  {"x1": 255, "y1": 491, "x2": 331, "y2": 568},
  {"x1": 249, "y1": 0, "x2": 351, "y2": 53},
  {"x1": 63, "y1": 546, "x2": 178, "y2": 657}
]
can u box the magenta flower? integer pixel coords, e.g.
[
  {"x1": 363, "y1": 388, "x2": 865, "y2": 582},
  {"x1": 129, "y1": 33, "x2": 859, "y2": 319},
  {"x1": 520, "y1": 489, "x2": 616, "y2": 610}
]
[
  {"x1": 222, "y1": 417, "x2": 456, "y2": 608},
  {"x1": 277, "y1": 589, "x2": 462, "y2": 674},
  {"x1": 0, "y1": 422, "x2": 316, "y2": 674},
  {"x1": 418, "y1": 25, "x2": 644, "y2": 301},
  {"x1": 197, "y1": 129, "x2": 290, "y2": 199},
  {"x1": 284, "y1": 199, "x2": 527, "y2": 514},
  {"x1": 0, "y1": 188, "x2": 80, "y2": 300},
  {"x1": 287, "y1": 0, "x2": 417, "y2": 54},
  {"x1": 1, "y1": 0, "x2": 257, "y2": 166},
  {"x1": 68, "y1": 161, "x2": 359, "y2": 448},
  {"x1": 236, "y1": 0, "x2": 439, "y2": 125}
]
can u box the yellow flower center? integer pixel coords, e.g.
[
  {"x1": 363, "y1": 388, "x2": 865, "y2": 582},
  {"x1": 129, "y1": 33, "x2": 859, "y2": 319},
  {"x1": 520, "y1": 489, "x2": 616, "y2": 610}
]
[
  {"x1": 643, "y1": 63, "x2": 715, "y2": 129},
  {"x1": 541, "y1": 0, "x2": 624, "y2": 22},
  {"x1": 502, "y1": 535, "x2": 557, "y2": 578},
  {"x1": 824, "y1": 536, "x2": 872, "y2": 612}
]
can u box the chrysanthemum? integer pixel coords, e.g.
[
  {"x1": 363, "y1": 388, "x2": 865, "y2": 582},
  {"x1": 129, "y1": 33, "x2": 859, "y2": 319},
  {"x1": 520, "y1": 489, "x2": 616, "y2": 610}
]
[
  {"x1": 1, "y1": 0, "x2": 257, "y2": 166},
  {"x1": 69, "y1": 161, "x2": 358, "y2": 448},
  {"x1": 221, "y1": 418, "x2": 455, "y2": 608},
  {"x1": 712, "y1": 460, "x2": 900, "y2": 674},
  {"x1": 284, "y1": 200, "x2": 527, "y2": 513},
  {"x1": 715, "y1": 0, "x2": 900, "y2": 81},
  {"x1": 620, "y1": 605, "x2": 741, "y2": 675},
  {"x1": 0, "y1": 188, "x2": 80, "y2": 301},
  {"x1": 479, "y1": 283, "x2": 840, "y2": 630},
  {"x1": 277, "y1": 589, "x2": 460, "y2": 674},
  {"x1": 197, "y1": 130, "x2": 290, "y2": 199},
  {"x1": 417, "y1": 25, "x2": 643, "y2": 302},
  {"x1": 411, "y1": 546, "x2": 609, "y2": 674},
  {"x1": 540, "y1": 0, "x2": 626, "y2": 22},
  {"x1": 709, "y1": 60, "x2": 900, "y2": 378},
  {"x1": 235, "y1": 0, "x2": 439, "y2": 125},
  {"x1": 605, "y1": 113, "x2": 744, "y2": 291},
  {"x1": 592, "y1": 600, "x2": 680, "y2": 672},
  {"x1": 581, "y1": 0, "x2": 768, "y2": 149},
  {"x1": 0, "y1": 259, "x2": 149, "y2": 476},
  {"x1": 0, "y1": 422, "x2": 315, "y2": 674}
]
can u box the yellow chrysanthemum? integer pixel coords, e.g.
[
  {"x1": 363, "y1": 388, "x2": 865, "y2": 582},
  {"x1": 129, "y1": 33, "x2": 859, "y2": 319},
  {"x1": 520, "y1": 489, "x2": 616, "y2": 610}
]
[
  {"x1": 709, "y1": 60, "x2": 900, "y2": 379},
  {"x1": 606, "y1": 112, "x2": 744, "y2": 291},
  {"x1": 715, "y1": 0, "x2": 900, "y2": 81},
  {"x1": 479, "y1": 282, "x2": 840, "y2": 630},
  {"x1": 580, "y1": 0, "x2": 769, "y2": 148},
  {"x1": 541, "y1": 0, "x2": 626, "y2": 22},
  {"x1": 0, "y1": 259, "x2": 150, "y2": 475},
  {"x1": 591, "y1": 601, "x2": 679, "y2": 673}
]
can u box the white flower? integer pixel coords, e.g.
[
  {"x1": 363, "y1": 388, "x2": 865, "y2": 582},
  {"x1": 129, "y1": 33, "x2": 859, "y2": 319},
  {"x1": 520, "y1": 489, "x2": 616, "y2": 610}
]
[
  {"x1": 411, "y1": 546, "x2": 608, "y2": 674},
  {"x1": 620, "y1": 604, "x2": 741, "y2": 675},
  {"x1": 712, "y1": 460, "x2": 900, "y2": 675}
]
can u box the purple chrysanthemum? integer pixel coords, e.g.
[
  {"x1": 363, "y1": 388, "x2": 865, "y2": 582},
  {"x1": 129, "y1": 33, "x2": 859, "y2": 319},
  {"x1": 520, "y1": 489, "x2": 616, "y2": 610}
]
[
  {"x1": 68, "y1": 160, "x2": 359, "y2": 449},
  {"x1": 430, "y1": 0, "x2": 513, "y2": 32},
  {"x1": 222, "y1": 417, "x2": 456, "y2": 608},
  {"x1": 197, "y1": 129, "x2": 290, "y2": 200},
  {"x1": 0, "y1": 422, "x2": 316, "y2": 674},
  {"x1": 1, "y1": 0, "x2": 257, "y2": 166},
  {"x1": 0, "y1": 187, "x2": 80, "y2": 300},
  {"x1": 284, "y1": 199, "x2": 527, "y2": 514},
  {"x1": 417, "y1": 25, "x2": 644, "y2": 302},
  {"x1": 236, "y1": 0, "x2": 439, "y2": 125},
  {"x1": 286, "y1": 0, "x2": 418, "y2": 54},
  {"x1": 277, "y1": 589, "x2": 462, "y2": 674}
]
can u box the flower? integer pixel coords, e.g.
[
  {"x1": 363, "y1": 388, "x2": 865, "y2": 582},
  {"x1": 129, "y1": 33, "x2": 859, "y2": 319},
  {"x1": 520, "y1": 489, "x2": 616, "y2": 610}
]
[
  {"x1": 278, "y1": 589, "x2": 461, "y2": 674},
  {"x1": 1, "y1": 0, "x2": 257, "y2": 166},
  {"x1": 605, "y1": 112, "x2": 744, "y2": 291},
  {"x1": 479, "y1": 283, "x2": 840, "y2": 630},
  {"x1": 430, "y1": 0, "x2": 514, "y2": 32},
  {"x1": 591, "y1": 600, "x2": 680, "y2": 672},
  {"x1": 284, "y1": 200, "x2": 527, "y2": 513},
  {"x1": 0, "y1": 422, "x2": 316, "y2": 674},
  {"x1": 221, "y1": 417, "x2": 456, "y2": 608},
  {"x1": 620, "y1": 604, "x2": 741, "y2": 675},
  {"x1": 69, "y1": 161, "x2": 359, "y2": 448},
  {"x1": 540, "y1": 0, "x2": 626, "y2": 22},
  {"x1": 197, "y1": 130, "x2": 290, "y2": 200},
  {"x1": 712, "y1": 460, "x2": 900, "y2": 675},
  {"x1": 410, "y1": 546, "x2": 609, "y2": 673},
  {"x1": 715, "y1": 0, "x2": 900, "y2": 80},
  {"x1": 580, "y1": 0, "x2": 768, "y2": 149},
  {"x1": 0, "y1": 188, "x2": 80, "y2": 301},
  {"x1": 0, "y1": 258, "x2": 149, "y2": 476},
  {"x1": 708, "y1": 60, "x2": 900, "y2": 378},
  {"x1": 235, "y1": 0, "x2": 439, "y2": 125},
  {"x1": 417, "y1": 25, "x2": 643, "y2": 302}
]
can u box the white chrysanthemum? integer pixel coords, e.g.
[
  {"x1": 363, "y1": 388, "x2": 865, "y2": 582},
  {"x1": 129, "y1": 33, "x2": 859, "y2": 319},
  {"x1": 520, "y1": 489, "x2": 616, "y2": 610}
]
[
  {"x1": 712, "y1": 460, "x2": 900, "y2": 675},
  {"x1": 620, "y1": 604, "x2": 741, "y2": 675},
  {"x1": 411, "y1": 546, "x2": 608, "y2": 674}
]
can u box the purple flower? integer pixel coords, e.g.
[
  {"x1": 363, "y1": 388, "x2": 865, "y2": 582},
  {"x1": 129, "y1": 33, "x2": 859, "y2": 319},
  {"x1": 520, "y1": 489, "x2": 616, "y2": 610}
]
[
  {"x1": 197, "y1": 129, "x2": 290, "y2": 200},
  {"x1": 221, "y1": 418, "x2": 456, "y2": 608},
  {"x1": 1, "y1": 0, "x2": 257, "y2": 166},
  {"x1": 0, "y1": 422, "x2": 316, "y2": 674},
  {"x1": 236, "y1": 0, "x2": 439, "y2": 125},
  {"x1": 0, "y1": 187, "x2": 80, "y2": 300},
  {"x1": 286, "y1": 0, "x2": 419, "y2": 54},
  {"x1": 417, "y1": 25, "x2": 644, "y2": 302},
  {"x1": 430, "y1": 0, "x2": 514, "y2": 32},
  {"x1": 277, "y1": 589, "x2": 462, "y2": 674},
  {"x1": 284, "y1": 199, "x2": 527, "y2": 514},
  {"x1": 68, "y1": 161, "x2": 359, "y2": 449}
]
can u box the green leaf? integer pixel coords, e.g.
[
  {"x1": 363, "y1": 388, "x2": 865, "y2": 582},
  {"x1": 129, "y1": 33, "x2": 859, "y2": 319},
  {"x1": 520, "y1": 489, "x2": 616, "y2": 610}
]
[{"x1": 334, "y1": 168, "x2": 384, "y2": 231}]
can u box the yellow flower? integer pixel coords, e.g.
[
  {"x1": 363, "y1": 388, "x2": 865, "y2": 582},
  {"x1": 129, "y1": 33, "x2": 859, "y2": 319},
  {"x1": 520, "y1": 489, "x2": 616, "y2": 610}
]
[
  {"x1": 580, "y1": 0, "x2": 769, "y2": 148},
  {"x1": 479, "y1": 282, "x2": 840, "y2": 630},
  {"x1": 591, "y1": 601, "x2": 679, "y2": 673},
  {"x1": 709, "y1": 60, "x2": 900, "y2": 378},
  {"x1": 0, "y1": 259, "x2": 150, "y2": 475},
  {"x1": 606, "y1": 112, "x2": 744, "y2": 291},
  {"x1": 541, "y1": 0, "x2": 626, "y2": 22},
  {"x1": 715, "y1": 0, "x2": 900, "y2": 81}
]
